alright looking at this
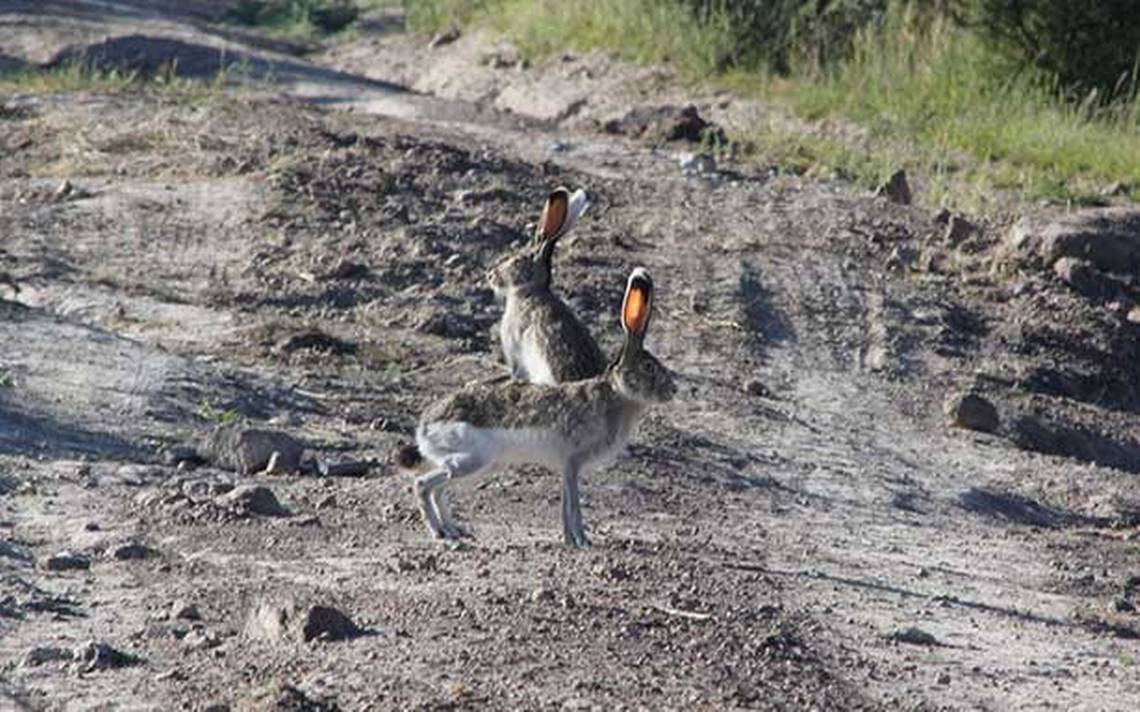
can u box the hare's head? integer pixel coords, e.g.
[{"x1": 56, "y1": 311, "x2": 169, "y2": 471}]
[
  {"x1": 487, "y1": 187, "x2": 588, "y2": 296},
  {"x1": 612, "y1": 268, "x2": 676, "y2": 404}
]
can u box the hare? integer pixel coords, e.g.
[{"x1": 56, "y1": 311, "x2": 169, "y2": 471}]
[
  {"x1": 487, "y1": 187, "x2": 606, "y2": 385},
  {"x1": 403, "y1": 268, "x2": 675, "y2": 548}
]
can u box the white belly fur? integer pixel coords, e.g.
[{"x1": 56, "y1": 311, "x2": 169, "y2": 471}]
[
  {"x1": 419, "y1": 422, "x2": 572, "y2": 471},
  {"x1": 518, "y1": 331, "x2": 556, "y2": 385}
]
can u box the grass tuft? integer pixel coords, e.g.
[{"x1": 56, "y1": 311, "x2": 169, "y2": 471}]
[{"x1": 407, "y1": 0, "x2": 1140, "y2": 210}]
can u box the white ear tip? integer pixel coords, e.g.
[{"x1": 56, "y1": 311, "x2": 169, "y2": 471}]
[
  {"x1": 568, "y1": 188, "x2": 589, "y2": 220},
  {"x1": 628, "y1": 267, "x2": 652, "y2": 284}
]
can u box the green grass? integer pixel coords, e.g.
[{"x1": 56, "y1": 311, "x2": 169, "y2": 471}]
[
  {"x1": 0, "y1": 60, "x2": 232, "y2": 100},
  {"x1": 198, "y1": 400, "x2": 241, "y2": 426},
  {"x1": 225, "y1": 0, "x2": 365, "y2": 40},
  {"x1": 407, "y1": 0, "x2": 1140, "y2": 210}
]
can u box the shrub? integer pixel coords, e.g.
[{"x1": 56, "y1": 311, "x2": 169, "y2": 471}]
[
  {"x1": 966, "y1": 0, "x2": 1140, "y2": 99},
  {"x1": 227, "y1": 0, "x2": 359, "y2": 34}
]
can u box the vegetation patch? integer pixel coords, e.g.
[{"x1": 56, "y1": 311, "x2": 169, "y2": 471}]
[{"x1": 406, "y1": 0, "x2": 1139, "y2": 210}]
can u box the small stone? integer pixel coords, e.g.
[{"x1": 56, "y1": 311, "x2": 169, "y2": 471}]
[
  {"x1": 936, "y1": 672, "x2": 951, "y2": 685},
  {"x1": 943, "y1": 215, "x2": 976, "y2": 245},
  {"x1": 109, "y1": 542, "x2": 157, "y2": 561},
  {"x1": 877, "y1": 170, "x2": 911, "y2": 205},
  {"x1": 71, "y1": 641, "x2": 139, "y2": 671},
  {"x1": 43, "y1": 551, "x2": 90, "y2": 571},
  {"x1": 943, "y1": 392, "x2": 999, "y2": 433},
  {"x1": 743, "y1": 379, "x2": 770, "y2": 398},
  {"x1": 203, "y1": 427, "x2": 304, "y2": 475},
  {"x1": 52, "y1": 179, "x2": 73, "y2": 202},
  {"x1": 1101, "y1": 181, "x2": 1130, "y2": 197},
  {"x1": 315, "y1": 494, "x2": 337, "y2": 510},
  {"x1": 22, "y1": 646, "x2": 73, "y2": 667},
  {"x1": 1113, "y1": 597, "x2": 1136, "y2": 613},
  {"x1": 1053, "y1": 256, "x2": 1117, "y2": 299},
  {"x1": 216, "y1": 485, "x2": 290, "y2": 517},
  {"x1": 530, "y1": 587, "x2": 555, "y2": 603},
  {"x1": 887, "y1": 626, "x2": 940, "y2": 646},
  {"x1": 164, "y1": 445, "x2": 203, "y2": 467},
  {"x1": 172, "y1": 601, "x2": 202, "y2": 621},
  {"x1": 244, "y1": 599, "x2": 362, "y2": 643},
  {"x1": 182, "y1": 629, "x2": 220, "y2": 650},
  {"x1": 429, "y1": 24, "x2": 461, "y2": 48}
]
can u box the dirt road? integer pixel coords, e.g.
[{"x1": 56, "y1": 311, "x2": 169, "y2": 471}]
[{"x1": 2, "y1": 3, "x2": 1139, "y2": 710}]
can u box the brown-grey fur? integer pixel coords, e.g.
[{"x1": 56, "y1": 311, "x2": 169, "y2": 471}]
[
  {"x1": 487, "y1": 187, "x2": 605, "y2": 384},
  {"x1": 413, "y1": 268, "x2": 673, "y2": 547}
]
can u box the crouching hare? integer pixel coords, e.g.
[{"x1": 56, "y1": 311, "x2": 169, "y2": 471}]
[{"x1": 403, "y1": 268, "x2": 675, "y2": 547}]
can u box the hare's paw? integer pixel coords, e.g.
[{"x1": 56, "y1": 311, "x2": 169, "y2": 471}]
[
  {"x1": 563, "y1": 526, "x2": 590, "y2": 549},
  {"x1": 440, "y1": 520, "x2": 473, "y2": 540}
]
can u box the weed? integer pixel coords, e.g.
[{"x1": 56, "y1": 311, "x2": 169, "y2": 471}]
[{"x1": 198, "y1": 401, "x2": 241, "y2": 426}]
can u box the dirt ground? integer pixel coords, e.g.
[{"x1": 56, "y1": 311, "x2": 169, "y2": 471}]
[{"x1": 2, "y1": 3, "x2": 1140, "y2": 710}]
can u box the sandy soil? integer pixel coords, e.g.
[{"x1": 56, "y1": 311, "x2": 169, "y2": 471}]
[{"x1": 2, "y1": 3, "x2": 1140, "y2": 710}]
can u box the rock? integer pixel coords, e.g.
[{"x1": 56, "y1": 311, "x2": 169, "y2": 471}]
[
  {"x1": 216, "y1": 484, "x2": 290, "y2": 517},
  {"x1": 678, "y1": 152, "x2": 717, "y2": 175},
  {"x1": 480, "y1": 42, "x2": 522, "y2": 69},
  {"x1": 52, "y1": 179, "x2": 73, "y2": 202},
  {"x1": 659, "y1": 105, "x2": 725, "y2": 144},
  {"x1": 887, "y1": 626, "x2": 940, "y2": 646},
  {"x1": 1004, "y1": 207, "x2": 1140, "y2": 272},
  {"x1": 276, "y1": 329, "x2": 356, "y2": 355},
  {"x1": 22, "y1": 646, "x2": 73, "y2": 667},
  {"x1": 1113, "y1": 597, "x2": 1136, "y2": 613},
  {"x1": 164, "y1": 444, "x2": 204, "y2": 467},
  {"x1": 109, "y1": 542, "x2": 157, "y2": 561},
  {"x1": 530, "y1": 587, "x2": 555, "y2": 603},
  {"x1": 943, "y1": 214, "x2": 976, "y2": 245},
  {"x1": 72, "y1": 641, "x2": 139, "y2": 671},
  {"x1": 248, "y1": 683, "x2": 339, "y2": 712},
  {"x1": 877, "y1": 170, "x2": 912, "y2": 205},
  {"x1": 182, "y1": 629, "x2": 221, "y2": 651},
  {"x1": 171, "y1": 601, "x2": 202, "y2": 621},
  {"x1": 1052, "y1": 256, "x2": 1120, "y2": 299},
  {"x1": 1101, "y1": 181, "x2": 1131, "y2": 197},
  {"x1": 428, "y1": 24, "x2": 461, "y2": 49},
  {"x1": 415, "y1": 312, "x2": 480, "y2": 340},
  {"x1": 43, "y1": 551, "x2": 90, "y2": 571},
  {"x1": 319, "y1": 260, "x2": 369, "y2": 281},
  {"x1": 244, "y1": 599, "x2": 362, "y2": 643},
  {"x1": 1129, "y1": 306, "x2": 1140, "y2": 324},
  {"x1": 603, "y1": 104, "x2": 726, "y2": 146},
  {"x1": 917, "y1": 247, "x2": 950, "y2": 274},
  {"x1": 936, "y1": 672, "x2": 951, "y2": 685},
  {"x1": 743, "y1": 379, "x2": 770, "y2": 398},
  {"x1": 316, "y1": 459, "x2": 373, "y2": 478},
  {"x1": 944, "y1": 392, "x2": 999, "y2": 433},
  {"x1": 204, "y1": 427, "x2": 304, "y2": 475}
]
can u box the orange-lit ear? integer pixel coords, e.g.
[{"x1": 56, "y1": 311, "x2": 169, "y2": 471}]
[
  {"x1": 621, "y1": 269, "x2": 653, "y2": 340},
  {"x1": 536, "y1": 188, "x2": 570, "y2": 242}
]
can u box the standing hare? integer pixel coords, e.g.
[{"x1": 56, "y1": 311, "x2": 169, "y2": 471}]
[
  {"x1": 488, "y1": 187, "x2": 606, "y2": 385},
  {"x1": 404, "y1": 268, "x2": 675, "y2": 547}
]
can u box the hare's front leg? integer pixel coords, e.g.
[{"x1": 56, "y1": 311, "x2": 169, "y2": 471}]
[{"x1": 561, "y1": 460, "x2": 589, "y2": 548}]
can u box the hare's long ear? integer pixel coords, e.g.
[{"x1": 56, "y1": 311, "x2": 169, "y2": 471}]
[
  {"x1": 535, "y1": 187, "x2": 589, "y2": 244},
  {"x1": 621, "y1": 267, "x2": 654, "y2": 350}
]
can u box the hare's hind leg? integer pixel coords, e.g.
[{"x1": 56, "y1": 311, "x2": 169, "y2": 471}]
[
  {"x1": 428, "y1": 453, "x2": 492, "y2": 540},
  {"x1": 561, "y1": 460, "x2": 589, "y2": 549},
  {"x1": 414, "y1": 468, "x2": 449, "y2": 539}
]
